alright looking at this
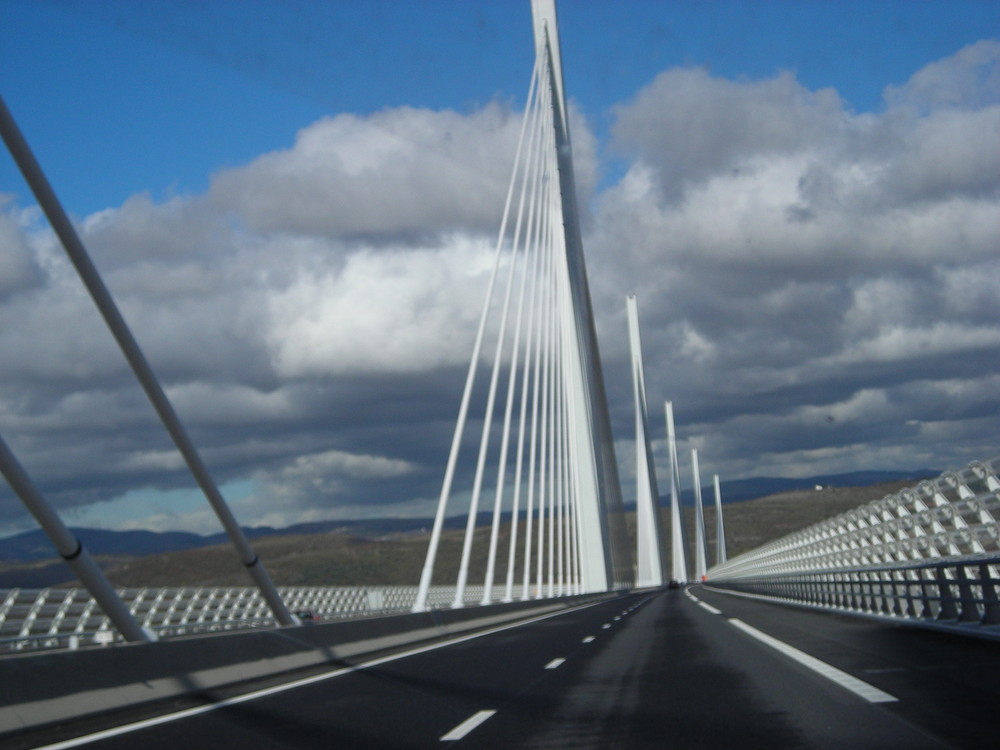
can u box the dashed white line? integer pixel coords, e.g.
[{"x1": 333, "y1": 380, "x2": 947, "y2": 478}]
[
  {"x1": 582, "y1": 636, "x2": 595, "y2": 643},
  {"x1": 440, "y1": 710, "x2": 496, "y2": 741},
  {"x1": 26, "y1": 601, "x2": 611, "y2": 750},
  {"x1": 601, "y1": 623, "x2": 611, "y2": 629},
  {"x1": 544, "y1": 657, "x2": 566, "y2": 670},
  {"x1": 697, "y1": 601, "x2": 722, "y2": 615},
  {"x1": 728, "y1": 619, "x2": 898, "y2": 704}
]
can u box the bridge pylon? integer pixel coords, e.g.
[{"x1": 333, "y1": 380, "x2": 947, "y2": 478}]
[
  {"x1": 413, "y1": 0, "x2": 630, "y2": 612},
  {"x1": 627, "y1": 295, "x2": 667, "y2": 588}
]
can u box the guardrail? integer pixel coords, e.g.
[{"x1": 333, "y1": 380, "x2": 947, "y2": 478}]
[
  {"x1": 1, "y1": 592, "x2": 614, "y2": 736},
  {"x1": 0, "y1": 583, "x2": 551, "y2": 654},
  {"x1": 708, "y1": 555, "x2": 1000, "y2": 633},
  {"x1": 707, "y1": 456, "x2": 1000, "y2": 638}
]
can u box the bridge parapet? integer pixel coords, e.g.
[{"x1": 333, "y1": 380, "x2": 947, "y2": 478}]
[
  {"x1": 707, "y1": 456, "x2": 1000, "y2": 638},
  {"x1": 0, "y1": 584, "x2": 552, "y2": 655}
]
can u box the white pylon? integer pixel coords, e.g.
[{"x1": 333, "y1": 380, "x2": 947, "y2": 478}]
[
  {"x1": 713, "y1": 474, "x2": 728, "y2": 566},
  {"x1": 414, "y1": 1, "x2": 628, "y2": 611},
  {"x1": 532, "y1": 0, "x2": 627, "y2": 592},
  {"x1": 665, "y1": 401, "x2": 689, "y2": 583},
  {"x1": 691, "y1": 449, "x2": 708, "y2": 581},
  {"x1": 626, "y1": 295, "x2": 665, "y2": 588}
]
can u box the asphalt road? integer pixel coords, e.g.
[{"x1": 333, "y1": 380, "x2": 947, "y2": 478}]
[{"x1": 11, "y1": 587, "x2": 1000, "y2": 749}]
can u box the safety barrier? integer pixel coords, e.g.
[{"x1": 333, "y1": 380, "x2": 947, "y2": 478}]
[
  {"x1": 0, "y1": 583, "x2": 556, "y2": 654},
  {"x1": 0, "y1": 592, "x2": 614, "y2": 736},
  {"x1": 708, "y1": 456, "x2": 1000, "y2": 637}
]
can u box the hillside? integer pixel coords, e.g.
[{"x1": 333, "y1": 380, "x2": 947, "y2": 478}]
[
  {"x1": 0, "y1": 475, "x2": 926, "y2": 589},
  {"x1": 699, "y1": 478, "x2": 920, "y2": 563}
]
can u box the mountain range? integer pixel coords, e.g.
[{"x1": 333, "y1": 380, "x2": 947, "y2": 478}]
[{"x1": 0, "y1": 468, "x2": 938, "y2": 568}]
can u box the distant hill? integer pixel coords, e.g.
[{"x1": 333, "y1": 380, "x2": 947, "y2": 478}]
[
  {"x1": 0, "y1": 468, "x2": 939, "y2": 588},
  {"x1": 0, "y1": 517, "x2": 453, "y2": 565},
  {"x1": 689, "y1": 468, "x2": 940, "y2": 506}
]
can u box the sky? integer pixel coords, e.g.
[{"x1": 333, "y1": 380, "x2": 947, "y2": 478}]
[{"x1": 0, "y1": 0, "x2": 998, "y2": 538}]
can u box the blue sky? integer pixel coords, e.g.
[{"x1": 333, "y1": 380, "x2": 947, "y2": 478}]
[
  {"x1": 4, "y1": 1, "x2": 996, "y2": 214},
  {"x1": 0, "y1": 1, "x2": 998, "y2": 538}
]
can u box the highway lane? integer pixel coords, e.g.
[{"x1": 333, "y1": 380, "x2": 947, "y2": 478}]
[
  {"x1": 10, "y1": 588, "x2": 998, "y2": 749},
  {"x1": 695, "y1": 584, "x2": 1000, "y2": 750}
]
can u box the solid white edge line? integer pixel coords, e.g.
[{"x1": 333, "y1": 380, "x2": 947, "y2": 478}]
[
  {"x1": 544, "y1": 657, "x2": 566, "y2": 669},
  {"x1": 440, "y1": 709, "x2": 497, "y2": 741},
  {"x1": 697, "y1": 601, "x2": 722, "y2": 615},
  {"x1": 728, "y1": 619, "x2": 898, "y2": 704},
  {"x1": 28, "y1": 599, "x2": 613, "y2": 750}
]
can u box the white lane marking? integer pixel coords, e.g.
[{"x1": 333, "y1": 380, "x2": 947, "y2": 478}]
[
  {"x1": 27, "y1": 601, "x2": 612, "y2": 750},
  {"x1": 440, "y1": 710, "x2": 496, "y2": 741},
  {"x1": 685, "y1": 591, "x2": 699, "y2": 603},
  {"x1": 601, "y1": 623, "x2": 611, "y2": 629},
  {"x1": 613, "y1": 616, "x2": 621, "y2": 621},
  {"x1": 582, "y1": 636, "x2": 595, "y2": 643},
  {"x1": 697, "y1": 601, "x2": 722, "y2": 615},
  {"x1": 544, "y1": 657, "x2": 566, "y2": 670},
  {"x1": 728, "y1": 619, "x2": 898, "y2": 704}
]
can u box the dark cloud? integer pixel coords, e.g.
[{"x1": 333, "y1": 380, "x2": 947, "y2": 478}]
[{"x1": 1, "y1": 41, "x2": 997, "y2": 535}]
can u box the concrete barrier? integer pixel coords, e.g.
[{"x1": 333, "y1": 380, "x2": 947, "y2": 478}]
[{"x1": 0, "y1": 593, "x2": 616, "y2": 736}]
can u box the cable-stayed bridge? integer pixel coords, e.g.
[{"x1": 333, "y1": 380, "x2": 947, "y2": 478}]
[{"x1": 2, "y1": 2, "x2": 999, "y2": 747}]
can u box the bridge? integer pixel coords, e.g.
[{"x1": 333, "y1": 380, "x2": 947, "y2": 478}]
[{"x1": 1, "y1": 2, "x2": 999, "y2": 748}]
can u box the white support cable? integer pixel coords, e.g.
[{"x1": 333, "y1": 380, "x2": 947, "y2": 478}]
[
  {"x1": 519, "y1": 227, "x2": 547, "y2": 601},
  {"x1": 547, "y1": 203, "x2": 563, "y2": 598},
  {"x1": 502, "y1": 108, "x2": 549, "y2": 602},
  {"x1": 546, "y1": 142, "x2": 564, "y2": 599},
  {"x1": 568, "y1": 389, "x2": 584, "y2": 593},
  {"x1": 572, "y1": 443, "x2": 581, "y2": 593},
  {"x1": 535, "y1": 232, "x2": 553, "y2": 599},
  {"x1": 547, "y1": 311, "x2": 557, "y2": 598},
  {"x1": 517, "y1": 57, "x2": 556, "y2": 603},
  {"x1": 554, "y1": 247, "x2": 571, "y2": 596},
  {"x1": 558, "y1": 341, "x2": 573, "y2": 594},
  {"x1": 554, "y1": 300, "x2": 566, "y2": 595},
  {"x1": 421, "y1": 3, "x2": 629, "y2": 605},
  {"x1": 534, "y1": 186, "x2": 560, "y2": 599},
  {"x1": 412, "y1": 53, "x2": 542, "y2": 613},
  {"x1": 480, "y1": 60, "x2": 549, "y2": 605},
  {"x1": 451, "y1": 112, "x2": 536, "y2": 607}
]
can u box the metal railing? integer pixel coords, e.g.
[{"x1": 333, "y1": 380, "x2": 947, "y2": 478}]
[
  {"x1": 707, "y1": 456, "x2": 1000, "y2": 637},
  {"x1": 0, "y1": 583, "x2": 550, "y2": 654}
]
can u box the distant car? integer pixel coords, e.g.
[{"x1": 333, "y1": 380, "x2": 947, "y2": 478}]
[
  {"x1": 293, "y1": 609, "x2": 321, "y2": 623},
  {"x1": 668, "y1": 579, "x2": 682, "y2": 589}
]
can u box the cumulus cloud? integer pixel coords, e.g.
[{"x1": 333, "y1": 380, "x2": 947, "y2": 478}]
[
  {"x1": 592, "y1": 40, "x2": 1000, "y2": 480},
  {"x1": 265, "y1": 237, "x2": 492, "y2": 377},
  {"x1": 209, "y1": 104, "x2": 524, "y2": 239},
  {"x1": 0, "y1": 40, "x2": 997, "y2": 537}
]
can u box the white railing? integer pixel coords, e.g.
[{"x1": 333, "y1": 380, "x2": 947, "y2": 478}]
[
  {"x1": 707, "y1": 456, "x2": 1000, "y2": 635},
  {"x1": 0, "y1": 583, "x2": 556, "y2": 654}
]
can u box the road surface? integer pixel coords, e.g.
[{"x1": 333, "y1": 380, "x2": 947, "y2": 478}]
[{"x1": 9, "y1": 586, "x2": 1000, "y2": 749}]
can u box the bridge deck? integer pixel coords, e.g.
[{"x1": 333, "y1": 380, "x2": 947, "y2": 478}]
[{"x1": 7, "y1": 588, "x2": 998, "y2": 749}]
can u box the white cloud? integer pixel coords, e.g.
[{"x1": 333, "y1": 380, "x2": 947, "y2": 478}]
[
  {"x1": 1, "y1": 41, "x2": 998, "y2": 538},
  {"x1": 884, "y1": 40, "x2": 1000, "y2": 111},
  {"x1": 596, "y1": 41, "x2": 1000, "y2": 483},
  {"x1": 264, "y1": 236, "x2": 491, "y2": 377},
  {"x1": 209, "y1": 104, "x2": 525, "y2": 239}
]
